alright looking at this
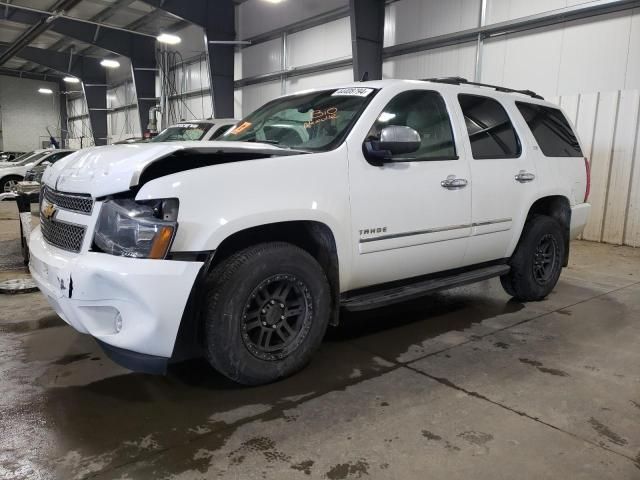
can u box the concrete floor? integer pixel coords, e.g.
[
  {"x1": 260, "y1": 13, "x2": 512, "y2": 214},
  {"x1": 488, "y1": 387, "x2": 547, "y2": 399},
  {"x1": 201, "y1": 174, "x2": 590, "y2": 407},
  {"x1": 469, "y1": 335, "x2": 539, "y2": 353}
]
[{"x1": 0, "y1": 201, "x2": 639, "y2": 480}]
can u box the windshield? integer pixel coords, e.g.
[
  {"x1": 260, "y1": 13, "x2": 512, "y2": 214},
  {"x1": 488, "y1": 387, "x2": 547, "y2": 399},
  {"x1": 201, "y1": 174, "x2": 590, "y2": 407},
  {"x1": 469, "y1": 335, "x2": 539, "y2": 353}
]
[
  {"x1": 222, "y1": 87, "x2": 378, "y2": 151},
  {"x1": 150, "y1": 122, "x2": 213, "y2": 142}
]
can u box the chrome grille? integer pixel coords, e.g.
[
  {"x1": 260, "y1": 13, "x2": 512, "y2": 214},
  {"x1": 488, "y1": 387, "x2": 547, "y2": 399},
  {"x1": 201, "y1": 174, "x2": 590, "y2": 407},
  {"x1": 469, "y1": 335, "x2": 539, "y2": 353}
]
[
  {"x1": 43, "y1": 186, "x2": 94, "y2": 215},
  {"x1": 41, "y1": 216, "x2": 86, "y2": 253}
]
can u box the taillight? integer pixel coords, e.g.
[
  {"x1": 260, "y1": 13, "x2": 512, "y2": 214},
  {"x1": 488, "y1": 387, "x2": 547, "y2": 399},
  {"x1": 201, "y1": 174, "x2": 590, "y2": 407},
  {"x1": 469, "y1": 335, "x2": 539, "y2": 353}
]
[{"x1": 584, "y1": 157, "x2": 591, "y2": 203}]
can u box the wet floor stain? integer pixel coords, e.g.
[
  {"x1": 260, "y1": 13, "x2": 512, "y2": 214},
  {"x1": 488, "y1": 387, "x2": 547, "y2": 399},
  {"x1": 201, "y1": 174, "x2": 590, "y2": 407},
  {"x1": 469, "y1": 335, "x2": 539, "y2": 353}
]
[
  {"x1": 0, "y1": 315, "x2": 65, "y2": 333},
  {"x1": 588, "y1": 417, "x2": 628, "y2": 447},
  {"x1": 422, "y1": 430, "x2": 442, "y2": 441},
  {"x1": 494, "y1": 342, "x2": 510, "y2": 349},
  {"x1": 229, "y1": 436, "x2": 291, "y2": 465},
  {"x1": 458, "y1": 431, "x2": 494, "y2": 446},
  {"x1": 290, "y1": 459, "x2": 314, "y2": 475},
  {"x1": 52, "y1": 353, "x2": 92, "y2": 366},
  {"x1": 326, "y1": 459, "x2": 369, "y2": 479},
  {"x1": 631, "y1": 401, "x2": 640, "y2": 410},
  {"x1": 519, "y1": 358, "x2": 570, "y2": 377}
]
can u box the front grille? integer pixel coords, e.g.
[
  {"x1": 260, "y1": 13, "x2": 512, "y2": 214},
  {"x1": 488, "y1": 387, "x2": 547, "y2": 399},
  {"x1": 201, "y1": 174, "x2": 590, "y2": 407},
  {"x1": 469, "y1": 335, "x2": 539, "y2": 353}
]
[
  {"x1": 43, "y1": 186, "x2": 94, "y2": 215},
  {"x1": 41, "y1": 216, "x2": 86, "y2": 253}
]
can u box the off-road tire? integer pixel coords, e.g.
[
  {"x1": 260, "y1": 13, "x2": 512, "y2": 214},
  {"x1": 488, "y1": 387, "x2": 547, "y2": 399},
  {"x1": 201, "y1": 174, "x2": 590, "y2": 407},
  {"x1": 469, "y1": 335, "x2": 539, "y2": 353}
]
[
  {"x1": 500, "y1": 215, "x2": 565, "y2": 301},
  {"x1": 203, "y1": 242, "x2": 331, "y2": 385}
]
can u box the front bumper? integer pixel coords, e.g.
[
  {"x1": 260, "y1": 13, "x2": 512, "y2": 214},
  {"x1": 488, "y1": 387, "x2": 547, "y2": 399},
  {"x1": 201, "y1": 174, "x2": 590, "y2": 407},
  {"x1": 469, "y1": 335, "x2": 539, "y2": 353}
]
[{"x1": 29, "y1": 227, "x2": 203, "y2": 364}]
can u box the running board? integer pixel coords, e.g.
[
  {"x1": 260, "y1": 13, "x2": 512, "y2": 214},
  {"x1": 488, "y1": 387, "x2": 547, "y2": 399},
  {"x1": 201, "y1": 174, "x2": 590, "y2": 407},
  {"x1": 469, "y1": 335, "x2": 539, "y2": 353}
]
[{"x1": 341, "y1": 264, "x2": 510, "y2": 311}]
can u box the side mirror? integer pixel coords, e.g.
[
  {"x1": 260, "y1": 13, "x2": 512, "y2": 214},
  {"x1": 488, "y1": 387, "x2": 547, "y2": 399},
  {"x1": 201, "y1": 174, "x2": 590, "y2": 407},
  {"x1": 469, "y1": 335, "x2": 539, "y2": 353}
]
[
  {"x1": 41, "y1": 161, "x2": 52, "y2": 167},
  {"x1": 363, "y1": 125, "x2": 421, "y2": 165}
]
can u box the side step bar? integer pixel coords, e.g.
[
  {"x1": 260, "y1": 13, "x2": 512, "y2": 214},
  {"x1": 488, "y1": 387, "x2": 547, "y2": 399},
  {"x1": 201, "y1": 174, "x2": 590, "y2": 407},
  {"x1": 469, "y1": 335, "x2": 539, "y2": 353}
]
[{"x1": 341, "y1": 264, "x2": 510, "y2": 311}]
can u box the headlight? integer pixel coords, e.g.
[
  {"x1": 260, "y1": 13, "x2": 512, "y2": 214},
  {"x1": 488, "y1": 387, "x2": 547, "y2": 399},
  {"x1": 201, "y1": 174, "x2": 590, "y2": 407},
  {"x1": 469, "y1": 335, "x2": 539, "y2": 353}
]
[{"x1": 94, "y1": 198, "x2": 179, "y2": 259}]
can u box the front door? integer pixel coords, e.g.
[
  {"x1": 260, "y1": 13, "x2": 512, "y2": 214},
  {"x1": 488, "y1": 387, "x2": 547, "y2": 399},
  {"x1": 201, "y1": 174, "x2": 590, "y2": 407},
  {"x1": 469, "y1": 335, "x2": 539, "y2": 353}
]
[{"x1": 347, "y1": 89, "x2": 472, "y2": 291}]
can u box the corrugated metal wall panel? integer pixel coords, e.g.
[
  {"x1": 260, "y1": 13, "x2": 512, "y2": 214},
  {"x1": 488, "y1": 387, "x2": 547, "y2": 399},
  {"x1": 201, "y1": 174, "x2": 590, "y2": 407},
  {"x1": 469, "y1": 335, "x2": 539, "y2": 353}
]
[
  {"x1": 384, "y1": 0, "x2": 480, "y2": 47},
  {"x1": 286, "y1": 68, "x2": 353, "y2": 93},
  {"x1": 382, "y1": 42, "x2": 477, "y2": 80},
  {"x1": 481, "y1": 9, "x2": 640, "y2": 97},
  {"x1": 287, "y1": 17, "x2": 351, "y2": 68},
  {"x1": 242, "y1": 38, "x2": 282, "y2": 78},
  {"x1": 552, "y1": 89, "x2": 640, "y2": 247}
]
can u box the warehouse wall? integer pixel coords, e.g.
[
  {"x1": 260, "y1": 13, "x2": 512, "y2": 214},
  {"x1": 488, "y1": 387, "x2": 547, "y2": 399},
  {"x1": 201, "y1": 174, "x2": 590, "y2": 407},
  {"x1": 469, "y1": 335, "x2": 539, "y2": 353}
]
[
  {"x1": 548, "y1": 90, "x2": 640, "y2": 247},
  {"x1": 57, "y1": 0, "x2": 640, "y2": 247},
  {"x1": 67, "y1": 96, "x2": 93, "y2": 150},
  {"x1": 0, "y1": 76, "x2": 61, "y2": 151},
  {"x1": 106, "y1": 81, "x2": 140, "y2": 143}
]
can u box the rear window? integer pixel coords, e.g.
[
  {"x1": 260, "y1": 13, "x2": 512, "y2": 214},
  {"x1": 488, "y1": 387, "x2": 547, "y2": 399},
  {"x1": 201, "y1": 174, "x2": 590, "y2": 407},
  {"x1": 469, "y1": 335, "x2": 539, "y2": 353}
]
[
  {"x1": 516, "y1": 103, "x2": 583, "y2": 157},
  {"x1": 458, "y1": 94, "x2": 521, "y2": 159}
]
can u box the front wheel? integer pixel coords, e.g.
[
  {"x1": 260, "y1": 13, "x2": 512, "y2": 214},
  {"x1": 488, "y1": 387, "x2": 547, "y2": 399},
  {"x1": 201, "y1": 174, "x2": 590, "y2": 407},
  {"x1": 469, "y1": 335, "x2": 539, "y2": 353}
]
[
  {"x1": 500, "y1": 215, "x2": 565, "y2": 301},
  {"x1": 203, "y1": 242, "x2": 331, "y2": 385},
  {"x1": 1, "y1": 175, "x2": 22, "y2": 194}
]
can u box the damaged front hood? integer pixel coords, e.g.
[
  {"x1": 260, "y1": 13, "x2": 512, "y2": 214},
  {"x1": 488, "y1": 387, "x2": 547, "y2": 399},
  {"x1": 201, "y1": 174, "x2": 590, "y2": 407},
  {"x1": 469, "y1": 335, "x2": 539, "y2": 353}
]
[{"x1": 42, "y1": 141, "x2": 298, "y2": 197}]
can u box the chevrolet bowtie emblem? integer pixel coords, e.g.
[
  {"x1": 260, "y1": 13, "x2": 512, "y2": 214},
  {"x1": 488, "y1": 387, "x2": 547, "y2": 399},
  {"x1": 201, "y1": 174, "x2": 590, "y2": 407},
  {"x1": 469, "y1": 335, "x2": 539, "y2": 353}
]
[{"x1": 42, "y1": 202, "x2": 57, "y2": 220}]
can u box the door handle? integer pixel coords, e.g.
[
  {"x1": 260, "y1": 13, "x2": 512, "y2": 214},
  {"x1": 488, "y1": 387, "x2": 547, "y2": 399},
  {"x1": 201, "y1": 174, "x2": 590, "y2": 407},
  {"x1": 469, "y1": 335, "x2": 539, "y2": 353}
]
[
  {"x1": 515, "y1": 170, "x2": 536, "y2": 183},
  {"x1": 441, "y1": 175, "x2": 468, "y2": 190}
]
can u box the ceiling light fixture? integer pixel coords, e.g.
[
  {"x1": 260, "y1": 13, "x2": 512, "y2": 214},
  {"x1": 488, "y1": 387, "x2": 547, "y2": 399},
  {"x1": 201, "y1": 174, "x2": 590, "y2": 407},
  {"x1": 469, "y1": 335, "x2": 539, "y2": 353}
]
[
  {"x1": 157, "y1": 33, "x2": 181, "y2": 45},
  {"x1": 100, "y1": 59, "x2": 120, "y2": 68},
  {"x1": 38, "y1": 88, "x2": 53, "y2": 94},
  {"x1": 262, "y1": 0, "x2": 285, "y2": 3},
  {"x1": 63, "y1": 76, "x2": 80, "y2": 83}
]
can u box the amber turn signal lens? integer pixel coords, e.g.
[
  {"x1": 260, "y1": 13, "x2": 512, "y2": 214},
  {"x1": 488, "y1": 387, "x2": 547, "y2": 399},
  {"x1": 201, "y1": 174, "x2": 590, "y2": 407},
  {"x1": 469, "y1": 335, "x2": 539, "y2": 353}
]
[{"x1": 149, "y1": 226, "x2": 174, "y2": 259}]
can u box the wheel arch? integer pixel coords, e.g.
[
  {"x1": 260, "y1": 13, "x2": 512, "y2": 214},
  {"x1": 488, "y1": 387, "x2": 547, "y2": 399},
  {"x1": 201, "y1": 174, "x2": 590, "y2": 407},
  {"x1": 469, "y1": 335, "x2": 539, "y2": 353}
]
[
  {"x1": 172, "y1": 220, "x2": 342, "y2": 362},
  {"x1": 524, "y1": 195, "x2": 571, "y2": 266}
]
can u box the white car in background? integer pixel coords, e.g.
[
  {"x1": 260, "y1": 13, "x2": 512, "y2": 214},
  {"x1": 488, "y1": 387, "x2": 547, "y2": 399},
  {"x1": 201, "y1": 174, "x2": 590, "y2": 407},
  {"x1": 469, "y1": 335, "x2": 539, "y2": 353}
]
[
  {"x1": 150, "y1": 118, "x2": 238, "y2": 143},
  {"x1": 0, "y1": 149, "x2": 74, "y2": 192}
]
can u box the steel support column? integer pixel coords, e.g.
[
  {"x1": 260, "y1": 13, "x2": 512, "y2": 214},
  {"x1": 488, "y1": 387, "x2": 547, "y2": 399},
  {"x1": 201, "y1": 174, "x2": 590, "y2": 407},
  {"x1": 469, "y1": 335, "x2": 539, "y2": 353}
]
[
  {"x1": 58, "y1": 80, "x2": 69, "y2": 148},
  {"x1": 3, "y1": 5, "x2": 158, "y2": 136},
  {"x1": 0, "y1": 44, "x2": 108, "y2": 145},
  {"x1": 349, "y1": 0, "x2": 385, "y2": 81},
  {"x1": 140, "y1": 0, "x2": 236, "y2": 118}
]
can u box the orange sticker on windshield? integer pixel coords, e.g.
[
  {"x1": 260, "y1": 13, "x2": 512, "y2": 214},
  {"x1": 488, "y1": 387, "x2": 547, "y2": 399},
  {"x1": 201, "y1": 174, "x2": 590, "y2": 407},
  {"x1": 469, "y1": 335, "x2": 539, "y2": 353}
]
[
  {"x1": 229, "y1": 121, "x2": 252, "y2": 135},
  {"x1": 304, "y1": 108, "x2": 338, "y2": 129}
]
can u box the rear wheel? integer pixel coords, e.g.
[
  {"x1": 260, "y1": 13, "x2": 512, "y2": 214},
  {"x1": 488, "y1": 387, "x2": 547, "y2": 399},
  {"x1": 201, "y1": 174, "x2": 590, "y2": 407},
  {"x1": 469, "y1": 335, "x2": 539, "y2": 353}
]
[
  {"x1": 203, "y1": 242, "x2": 331, "y2": 385},
  {"x1": 500, "y1": 215, "x2": 564, "y2": 301}
]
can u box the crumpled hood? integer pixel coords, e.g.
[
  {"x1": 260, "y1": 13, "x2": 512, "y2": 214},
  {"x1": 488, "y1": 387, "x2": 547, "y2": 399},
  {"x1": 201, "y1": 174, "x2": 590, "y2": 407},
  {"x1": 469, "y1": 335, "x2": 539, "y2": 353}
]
[{"x1": 42, "y1": 141, "x2": 294, "y2": 197}]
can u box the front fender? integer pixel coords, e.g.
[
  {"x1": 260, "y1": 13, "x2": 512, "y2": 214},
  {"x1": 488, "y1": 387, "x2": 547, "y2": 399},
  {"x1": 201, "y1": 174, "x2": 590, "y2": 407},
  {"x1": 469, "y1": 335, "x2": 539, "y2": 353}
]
[{"x1": 135, "y1": 148, "x2": 354, "y2": 287}]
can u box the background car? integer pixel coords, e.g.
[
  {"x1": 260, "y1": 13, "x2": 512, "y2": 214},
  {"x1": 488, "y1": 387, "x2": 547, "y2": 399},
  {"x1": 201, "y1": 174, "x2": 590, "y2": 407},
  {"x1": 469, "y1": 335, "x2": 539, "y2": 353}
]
[
  {"x1": 0, "y1": 151, "x2": 26, "y2": 163},
  {"x1": 113, "y1": 137, "x2": 149, "y2": 144},
  {"x1": 0, "y1": 149, "x2": 74, "y2": 193},
  {"x1": 149, "y1": 118, "x2": 238, "y2": 143}
]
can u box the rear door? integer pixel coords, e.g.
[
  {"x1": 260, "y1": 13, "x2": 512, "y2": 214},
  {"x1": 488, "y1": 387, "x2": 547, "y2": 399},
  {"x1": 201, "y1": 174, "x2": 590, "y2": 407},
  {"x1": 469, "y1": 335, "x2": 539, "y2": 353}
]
[
  {"x1": 515, "y1": 102, "x2": 587, "y2": 206},
  {"x1": 456, "y1": 93, "x2": 538, "y2": 265}
]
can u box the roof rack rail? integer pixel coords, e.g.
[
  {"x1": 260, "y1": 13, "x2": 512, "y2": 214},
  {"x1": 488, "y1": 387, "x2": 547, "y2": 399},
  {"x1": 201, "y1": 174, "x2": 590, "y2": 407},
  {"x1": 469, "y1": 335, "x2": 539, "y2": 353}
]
[{"x1": 422, "y1": 77, "x2": 544, "y2": 100}]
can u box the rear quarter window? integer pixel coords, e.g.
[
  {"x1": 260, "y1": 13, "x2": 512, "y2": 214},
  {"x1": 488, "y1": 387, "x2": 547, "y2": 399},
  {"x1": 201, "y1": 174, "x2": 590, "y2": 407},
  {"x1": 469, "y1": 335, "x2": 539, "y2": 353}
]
[{"x1": 516, "y1": 102, "x2": 583, "y2": 157}]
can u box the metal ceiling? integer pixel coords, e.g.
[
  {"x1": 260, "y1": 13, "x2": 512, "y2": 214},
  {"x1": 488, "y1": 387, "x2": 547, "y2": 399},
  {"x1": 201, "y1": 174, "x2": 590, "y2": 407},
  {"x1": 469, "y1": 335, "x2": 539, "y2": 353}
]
[{"x1": 0, "y1": 0, "x2": 189, "y2": 77}]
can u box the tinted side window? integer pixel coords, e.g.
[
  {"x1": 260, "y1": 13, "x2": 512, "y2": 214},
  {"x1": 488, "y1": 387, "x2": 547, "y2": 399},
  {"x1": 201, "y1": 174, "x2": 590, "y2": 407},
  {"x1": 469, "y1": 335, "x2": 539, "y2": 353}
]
[
  {"x1": 516, "y1": 102, "x2": 583, "y2": 157},
  {"x1": 458, "y1": 94, "x2": 520, "y2": 159},
  {"x1": 367, "y1": 90, "x2": 457, "y2": 161}
]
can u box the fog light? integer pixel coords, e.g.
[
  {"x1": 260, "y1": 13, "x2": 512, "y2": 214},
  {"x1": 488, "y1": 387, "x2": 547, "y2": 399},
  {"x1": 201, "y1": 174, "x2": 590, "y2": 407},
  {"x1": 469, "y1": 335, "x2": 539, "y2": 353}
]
[{"x1": 115, "y1": 313, "x2": 123, "y2": 333}]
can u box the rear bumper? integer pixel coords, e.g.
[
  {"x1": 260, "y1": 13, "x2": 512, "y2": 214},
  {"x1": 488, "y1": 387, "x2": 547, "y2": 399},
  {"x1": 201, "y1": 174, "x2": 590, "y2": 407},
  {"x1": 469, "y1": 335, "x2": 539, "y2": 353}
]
[
  {"x1": 570, "y1": 203, "x2": 591, "y2": 239},
  {"x1": 29, "y1": 227, "x2": 203, "y2": 362}
]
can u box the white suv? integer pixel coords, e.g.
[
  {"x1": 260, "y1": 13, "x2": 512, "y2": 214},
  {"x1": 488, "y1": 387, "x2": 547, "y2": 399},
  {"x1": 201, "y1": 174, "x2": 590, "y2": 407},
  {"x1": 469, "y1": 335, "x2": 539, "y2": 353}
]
[{"x1": 29, "y1": 78, "x2": 591, "y2": 384}]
